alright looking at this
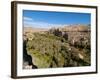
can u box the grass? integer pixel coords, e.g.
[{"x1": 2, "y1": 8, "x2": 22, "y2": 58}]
[{"x1": 25, "y1": 31, "x2": 91, "y2": 68}]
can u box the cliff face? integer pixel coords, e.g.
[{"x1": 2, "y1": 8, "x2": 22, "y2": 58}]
[{"x1": 23, "y1": 25, "x2": 91, "y2": 69}]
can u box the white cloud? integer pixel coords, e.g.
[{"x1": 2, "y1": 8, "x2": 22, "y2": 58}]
[
  {"x1": 23, "y1": 17, "x2": 33, "y2": 21},
  {"x1": 23, "y1": 16, "x2": 68, "y2": 29},
  {"x1": 24, "y1": 20, "x2": 53, "y2": 29}
]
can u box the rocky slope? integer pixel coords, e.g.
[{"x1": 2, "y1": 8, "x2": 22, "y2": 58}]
[{"x1": 23, "y1": 25, "x2": 91, "y2": 69}]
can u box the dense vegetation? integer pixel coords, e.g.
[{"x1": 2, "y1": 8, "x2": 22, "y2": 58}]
[{"x1": 23, "y1": 27, "x2": 91, "y2": 69}]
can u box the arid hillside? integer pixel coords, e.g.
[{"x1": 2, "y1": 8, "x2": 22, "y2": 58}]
[{"x1": 23, "y1": 25, "x2": 91, "y2": 69}]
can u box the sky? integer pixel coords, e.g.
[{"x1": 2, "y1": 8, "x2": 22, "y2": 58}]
[{"x1": 23, "y1": 10, "x2": 91, "y2": 29}]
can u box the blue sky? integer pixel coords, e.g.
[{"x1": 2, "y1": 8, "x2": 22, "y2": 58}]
[{"x1": 23, "y1": 10, "x2": 91, "y2": 29}]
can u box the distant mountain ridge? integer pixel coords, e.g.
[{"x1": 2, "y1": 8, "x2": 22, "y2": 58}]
[
  {"x1": 24, "y1": 27, "x2": 48, "y2": 34},
  {"x1": 24, "y1": 24, "x2": 90, "y2": 34},
  {"x1": 58, "y1": 24, "x2": 90, "y2": 32}
]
